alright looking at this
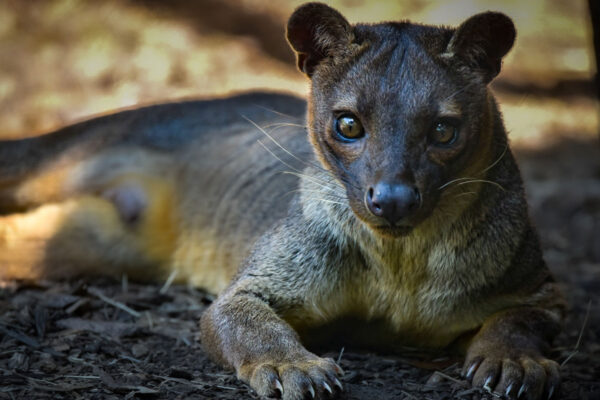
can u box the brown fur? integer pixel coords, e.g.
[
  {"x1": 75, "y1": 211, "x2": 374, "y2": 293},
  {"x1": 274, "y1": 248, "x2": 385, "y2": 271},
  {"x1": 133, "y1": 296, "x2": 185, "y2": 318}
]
[{"x1": 0, "y1": 4, "x2": 564, "y2": 400}]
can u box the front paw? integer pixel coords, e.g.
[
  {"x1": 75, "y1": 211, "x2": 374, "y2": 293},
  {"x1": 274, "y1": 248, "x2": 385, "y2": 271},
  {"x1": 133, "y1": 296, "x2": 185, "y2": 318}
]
[
  {"x1": 462, "y1": 352, "x2": 560, "y2": 400},
  {"x1": 240, "y1": 355, "x2": 344, "y2": 400}
]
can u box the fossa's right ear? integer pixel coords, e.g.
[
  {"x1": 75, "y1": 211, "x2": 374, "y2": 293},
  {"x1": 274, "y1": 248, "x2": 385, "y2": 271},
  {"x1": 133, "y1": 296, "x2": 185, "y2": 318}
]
[
  {"x1": 444, "y1": 12, "x2": 516, "y2": 83},
  {"x1": 286, "y1": 2, "x2": 353, "y2": 77}
]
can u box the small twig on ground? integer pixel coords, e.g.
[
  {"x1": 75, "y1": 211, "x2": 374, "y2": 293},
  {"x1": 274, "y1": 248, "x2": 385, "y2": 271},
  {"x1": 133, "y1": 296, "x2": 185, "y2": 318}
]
[
  {"x1": 87, "y1": 287, "x2": 141, "y2": 318},
  {"x1": 65, "y1": 298, "x2": 88, "y2": 314},
  {"x1": 145, "y1": 311, "x2": 154, "y2": 329},
  {"x1": 400, "y1": 390, "x2": 418, "y2": 400},
  {"x1": 63, "y1": 375, "x2": 101, "y2": 380},
  {"x1": 121, "y1": 274, "x2": 128, "y2": 293},
  {"x1": 156, "y1": 376, "x2": 208, "y2": 391},
  {"x1": 67, "y1": 356, "x2": 96, "y2": 367},
  {"x1": 337, "y1": 347, "x2": 345, "y2": 364},
  {"x1": 178, "y1": 335, "x2": 191, "y2": 347},
  {"x1": 0, "y1": 323, "x2": 41, "y2": 349},
  {"x1": 28, "y1": 381, "x2": 95, "y2": 392},
  {"x1": 160, "y1": 270, "x2": 178, "y2": 294},
  {"x1": 561, "y1": 299, "x2": 592, "y2": 368},
  {"x1": 119, "y1": 355, "x2": 142, "y2": 364},
  {"x1": 430, "y1": 371, "x2": 465, "y2": 386},
  {"x1": 0, "y1": 324, "x2": 64, "y2": 358},
  {"x1": 214, "y1": 385, "x2": 238, "y2": 391}
]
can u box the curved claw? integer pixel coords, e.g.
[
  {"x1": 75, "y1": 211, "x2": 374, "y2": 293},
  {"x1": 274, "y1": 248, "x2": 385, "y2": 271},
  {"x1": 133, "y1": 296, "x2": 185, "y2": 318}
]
[
  {"x1": 275, "y1": 379, "x2": 283, "y2": 396},
  {"x1": 334, "y1": 377, "x2": 343, "y2": 391},
  {"x1": 323, "y1": 382, "x2": 332, "y2": 395},
  {"x1": 518, "y1": 384, "x2": 526, "y2": 399},
  {"x1": 547, "y1": 385, "x2": 555, "y2": 400},
  {"x1": 465, "y1": 359, "x2": 480, "y2": 381},
  {"x1": 308, "y1": 384, "x2": 315, "y2": 399},
  {"x1": 483, "y1": 375, "x2": 493, "y2": 392},
  {"x1": 505, "y1": 383, "x2": 514, "y2": 398}
]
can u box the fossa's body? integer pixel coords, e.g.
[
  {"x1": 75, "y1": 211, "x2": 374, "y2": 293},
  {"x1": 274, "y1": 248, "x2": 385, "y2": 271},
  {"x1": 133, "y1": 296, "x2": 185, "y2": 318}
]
[
  {"x1": 0, "y1": 93, "x2": 308, "y2": 291},
  {"x1": 1, "y1": 4, "x2": 564, "y2": 400}
]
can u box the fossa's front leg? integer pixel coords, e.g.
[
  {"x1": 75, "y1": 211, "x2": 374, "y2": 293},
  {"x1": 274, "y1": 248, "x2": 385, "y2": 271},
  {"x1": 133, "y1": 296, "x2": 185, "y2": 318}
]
[
  {"x1": 463, "y1": 304, "x2": 563, "y2": 400},
  {"x1": 200, "y1": 278, "x2": 343, "y2": 400}
]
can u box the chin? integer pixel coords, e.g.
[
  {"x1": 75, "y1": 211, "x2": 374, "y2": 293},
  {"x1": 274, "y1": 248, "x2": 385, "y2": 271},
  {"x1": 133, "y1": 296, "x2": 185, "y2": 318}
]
[{"x1": 369, "y1": 224, "x2": 414, "y2": 238}]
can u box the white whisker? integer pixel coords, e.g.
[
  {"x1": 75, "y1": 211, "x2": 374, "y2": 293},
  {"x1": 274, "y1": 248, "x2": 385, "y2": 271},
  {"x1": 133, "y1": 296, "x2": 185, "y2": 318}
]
[
  {"x1": 453, "y1": 191, "x2": 477, "y2": 199},
  {"x1": 480, "y1": 144, "x2": 508, "y2": 174},
  {"x1": 257, "y1": 140, "x2": 303, "y2": 173},
  {"x1": 438, "y1": 177, "x2": 473, "y2": 190},
  {"x1": 281, "y1": 171, "x2": 342, "y2": 191},
  {"x1": 259, "y1": 141, "x2": 345, "y2": 193},
  {"x1": 284, "y1": 188, "x2": 346, "y2": 200},
  {"x1": 303, "y1": 197, "x2": 347, "y2": 206},
  {"x1": 262, "y1": 122, "x2": 306, "y2": 129},
  {"x1": 438, "y1": 145, "x2": 508, "y2": 192},
  {"x1": 241, "y1": 114, "x2": 331, "y2": 176},
  {"x1": 252, "y1": 104, "x2": 303, "y2": 120},
  {"x1": 256, "y1": 141, "x2": 343, "y2": 192},
  {"x1": 243, "y1": 115, "x2": 307, "y2": 165},
  {"x1": 457, "y1": 179, "x2": 505, "y2": 191}
]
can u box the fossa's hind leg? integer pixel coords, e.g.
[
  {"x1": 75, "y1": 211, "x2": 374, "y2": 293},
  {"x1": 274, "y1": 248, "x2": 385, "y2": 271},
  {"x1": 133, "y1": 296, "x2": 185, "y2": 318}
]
[
  {"x1": 103, "y1": 182, "x2": 148, "y2": 225},
  {"x1": 0, "y1": 175, "x2": 178, "y2": 283}
]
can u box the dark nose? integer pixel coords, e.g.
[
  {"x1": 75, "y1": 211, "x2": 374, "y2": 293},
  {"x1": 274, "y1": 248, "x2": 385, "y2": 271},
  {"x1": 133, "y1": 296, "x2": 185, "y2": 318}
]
[{"x1": 365, "y1": 181, "x2": 420, "y2": 224}]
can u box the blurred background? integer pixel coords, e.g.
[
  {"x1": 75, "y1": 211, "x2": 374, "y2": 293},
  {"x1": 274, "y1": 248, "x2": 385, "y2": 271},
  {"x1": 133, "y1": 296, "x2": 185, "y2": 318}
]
[
  {"x1": 0, "y1": 3, "x2": 599, "y2": 394},
  {"x1": 0, "y1": 0, "x2": 597, "y2": 146}
]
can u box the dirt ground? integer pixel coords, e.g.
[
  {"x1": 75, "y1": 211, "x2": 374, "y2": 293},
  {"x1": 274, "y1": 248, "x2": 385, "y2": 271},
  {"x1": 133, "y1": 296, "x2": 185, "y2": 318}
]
[{"x1": 0, "y1": 1, "x2": 599, "y2": 399}]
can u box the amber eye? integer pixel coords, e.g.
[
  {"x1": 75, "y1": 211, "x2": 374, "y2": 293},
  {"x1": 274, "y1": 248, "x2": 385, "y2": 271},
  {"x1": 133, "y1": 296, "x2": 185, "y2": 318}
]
[
  {"x1": 431, "y1": 120, "x2": 459, "y2": 145},
  {"x1": 334, "y1": 114, "x2": 365, "y2": 141}
]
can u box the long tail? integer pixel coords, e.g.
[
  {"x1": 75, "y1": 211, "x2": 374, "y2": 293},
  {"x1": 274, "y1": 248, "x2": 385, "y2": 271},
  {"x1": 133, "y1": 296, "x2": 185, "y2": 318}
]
[
  {"x1": 0, "y1": 93, "x2": 306, "y2": 213},
  {"x1": 1, "y1": 126, "x2": 82, "y2": 182},
  {"x1": 0, "y1": 99, "x2": 209, "y2": 200},
  {"x1": 0, "y1": 115, "x2": 129, "y2": 213}
]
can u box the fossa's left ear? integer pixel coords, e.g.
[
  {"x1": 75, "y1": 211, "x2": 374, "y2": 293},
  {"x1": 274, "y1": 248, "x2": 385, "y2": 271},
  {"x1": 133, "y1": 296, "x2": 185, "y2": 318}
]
[
  {"x1": 286, "y1": 2, "x2": 353, "y2": 77},
  {"x1": 444, "y1": 12, "x2": 516, "y2": 83}
]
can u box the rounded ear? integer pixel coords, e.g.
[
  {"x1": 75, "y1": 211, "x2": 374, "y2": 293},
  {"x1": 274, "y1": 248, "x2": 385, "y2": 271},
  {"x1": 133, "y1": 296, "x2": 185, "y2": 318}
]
[
  {"x1": 286, "y1": 2, "x2": 353, "y2": 77},
  {"x1": 445, "y1": 12, "x2": 516, "y2": 83}
]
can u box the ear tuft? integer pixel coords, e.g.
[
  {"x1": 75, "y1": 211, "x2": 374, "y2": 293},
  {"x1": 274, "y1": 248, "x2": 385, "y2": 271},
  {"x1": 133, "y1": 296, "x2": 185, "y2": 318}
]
[
  {"x1": 286, "y1": 2, "x2": 353, "y2": 77},
  {"x1": 446, "y1": 12, "x2": 516, "y2": 82}
]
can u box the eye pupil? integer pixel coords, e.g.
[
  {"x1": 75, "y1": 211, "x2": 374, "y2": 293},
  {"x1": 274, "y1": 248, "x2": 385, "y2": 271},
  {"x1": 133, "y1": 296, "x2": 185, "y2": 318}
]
[
  {"x1": 335, "y1": 114, "x2": 364, "y2": 140},
  {"x1": 434, "y1": 121, "x2": 457, "y2": 144},
  {"x1": 343, "y1": 118, "x2": 354, "y2": 133}
]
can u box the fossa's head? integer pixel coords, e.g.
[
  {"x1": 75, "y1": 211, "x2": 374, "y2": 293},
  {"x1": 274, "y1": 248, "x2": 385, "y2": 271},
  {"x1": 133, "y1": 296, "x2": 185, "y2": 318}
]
[{"x1": 286, "y1": 3, "x2": 515, "y2": 237}]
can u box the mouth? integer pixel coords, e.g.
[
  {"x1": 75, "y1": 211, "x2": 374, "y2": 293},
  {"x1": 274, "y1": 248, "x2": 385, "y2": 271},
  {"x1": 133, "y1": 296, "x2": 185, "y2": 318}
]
[{"x1": 370, "y1": 224, "x2": 414, "y2": 237}]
